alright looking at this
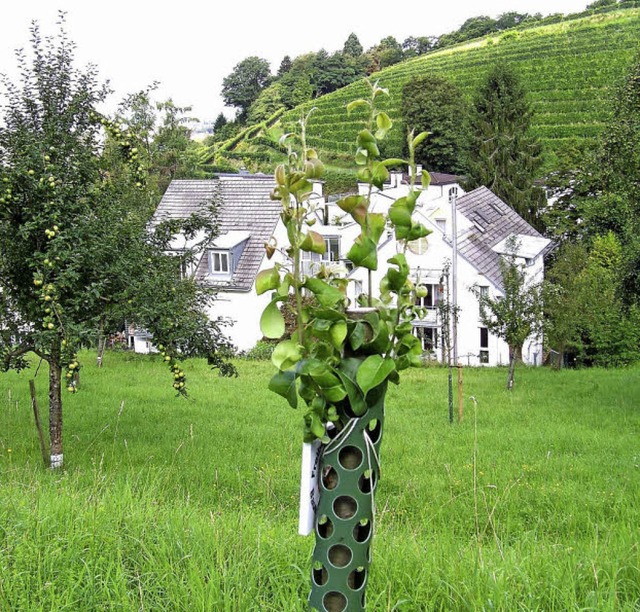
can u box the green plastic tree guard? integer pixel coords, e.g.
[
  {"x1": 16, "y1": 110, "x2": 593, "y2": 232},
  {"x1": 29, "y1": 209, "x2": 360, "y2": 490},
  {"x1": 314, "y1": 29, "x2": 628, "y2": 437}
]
[{"x1": 309, "y1": 383, "x2": 386, "y2": 612}]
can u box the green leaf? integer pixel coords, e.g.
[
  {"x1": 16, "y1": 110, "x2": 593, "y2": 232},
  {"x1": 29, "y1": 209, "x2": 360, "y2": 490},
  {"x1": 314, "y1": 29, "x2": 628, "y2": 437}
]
[
  {"x1": 386, "y1": 268, "x2": 406, "y2": 292},
  {"x1": 260, "y1": 299, "x2": 284, "y2": 339},
  {"x1": 382, "y1": 158, "x2": 407, "y2": 167},
  {"x1": 337, "y1": 194, "x2": 366, "y2": 214},
  {"x1": 357, "y1": 130, "x2": 380, "y2": 158},
  {"x1": 255, "y1": 267, "x2": 280, "y2": 295},
  {"x1": 347, "y1": 234, "x2": 378, "y2": 270},
  {"x1": 368, "y1": 213, "x2": 386, "y2": 243},
  {"x1": 288, "y1": 176, "x2": 312, "y2": 197},
  {"x1": 304, "y1": 278, "x2": 344, "y2": 307},
  {"x1": 412, "y1": 131, "x2": 429, "y2": 149},
  {"x1": 407, "y1": 222, "x2": 431, "y2": 242},
  {"x1": 314, "y1": 308, "x2": 347, "y2": 322},
  {"x1": 355, "y1": 148, "x2": 369, "y2": 166},
  {"x1": 304, "y1": 158, "x2": 325, "y2": 180},
  {"x1": 349, "y1": 321, "x2": 366, "y2": 351},
  {"x1": 305, "y1": 410, "x2": 327, "y2": 441},
  {"x1": 347, "y1": 99, "x2": 370, "y2": 113},
  {"x1": 271, "y1": 339, "x2": 303, "y2": 370},
  {"x1": 356, "y1": 355, "x2": 396, "y2": 396},
  {"x1": 329, "y1": 320, "x2": 347, "y2": 349},
  {"x1": 388, "y1": 253, "x2": 409, "y2": 275},
  {"x1": 336, "y1": 358, "x2": 367, "y2": 416},
  {"x1": 375, "y1": 112, "x2": 393, "y2": 139},
  {"x1": 394, "y1": 224, "x2": 410, "y2": 241},
  {"x1": 302, "y1": 360, "x2": 347, "y2": 402},
  {"x1": 300, "y1": 230, "x2": 325, "y2": 254},
  {"x1": 388, "y1": 199, "x2": 412, "y2": 227},
  {"x1": 371, "y1": 161, "x2": 389, "y2": 190},
  {"x1": 268, "y1": 370, "x2": 297, "y2": 409},
  {"x1": 421, "y1": 169, "x2": 431, "y2": 189},
  {"x1": 351, "y1": 202, "x2": 369, "y2": 227}
]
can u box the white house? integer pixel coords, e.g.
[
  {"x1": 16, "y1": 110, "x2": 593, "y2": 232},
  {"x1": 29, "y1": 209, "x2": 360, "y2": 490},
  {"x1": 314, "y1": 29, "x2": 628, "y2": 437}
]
[{"x1": 144, "y1": 171, "x2": 550, "y2": 365}]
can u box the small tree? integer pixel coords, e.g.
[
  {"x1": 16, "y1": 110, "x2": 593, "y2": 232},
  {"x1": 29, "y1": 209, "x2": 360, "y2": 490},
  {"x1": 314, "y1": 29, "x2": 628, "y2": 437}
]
[
  {"x1": 258, "y1": 80, "x2": 431, "y2": 610},
  {"x1": 474, "y1": 237, "x2": 543, "y2": 389},
  {"x1": 0, "y1": 15, "x2": 234, "y2": 469}
]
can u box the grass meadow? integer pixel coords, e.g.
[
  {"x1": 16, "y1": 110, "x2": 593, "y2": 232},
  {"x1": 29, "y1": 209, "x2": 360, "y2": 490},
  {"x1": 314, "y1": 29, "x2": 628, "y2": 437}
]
[{"x1": 0, "y1": 351, "x2": 639, "y2": 611}]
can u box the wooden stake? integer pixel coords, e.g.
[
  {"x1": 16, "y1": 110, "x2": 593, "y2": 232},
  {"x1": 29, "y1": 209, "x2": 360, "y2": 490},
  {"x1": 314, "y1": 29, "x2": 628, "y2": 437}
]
[
  {"x1": 29, "y1": 379, "x2": 49, "y2": 467},
  {"x1": 457, "y1": 363, "x2": 464, "y2": 423}
]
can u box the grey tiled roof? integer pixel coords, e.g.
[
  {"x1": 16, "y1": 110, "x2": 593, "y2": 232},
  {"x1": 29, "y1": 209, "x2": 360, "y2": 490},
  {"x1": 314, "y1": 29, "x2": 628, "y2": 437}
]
[
  {"x1": 153, "y1": 175, "x2": 280, "y2": 291},
  {"x1": 429, "y1": 171, "x2": 462, "y2": 186},
  {"x1": 456, "y1": 186, "x2": 544, "y2": 290}
]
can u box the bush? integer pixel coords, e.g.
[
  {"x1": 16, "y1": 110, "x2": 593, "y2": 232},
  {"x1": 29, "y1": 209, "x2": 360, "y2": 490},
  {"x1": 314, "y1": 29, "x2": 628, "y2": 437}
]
[{"x1": 241, "y1": 340, "x2": 276, "y2": 361}]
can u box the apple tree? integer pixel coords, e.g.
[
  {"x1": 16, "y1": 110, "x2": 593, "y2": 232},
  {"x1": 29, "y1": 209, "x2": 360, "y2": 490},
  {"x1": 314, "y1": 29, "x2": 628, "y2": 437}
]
[{"x1": 0, "y1": 15, "x2": 235, "y2": 469}]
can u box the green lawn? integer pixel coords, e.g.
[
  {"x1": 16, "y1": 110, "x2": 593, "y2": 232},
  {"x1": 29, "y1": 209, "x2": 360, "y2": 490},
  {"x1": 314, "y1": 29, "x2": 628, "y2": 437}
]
[{"x1": 1, "y1": 352, "x2": 639, "y2": 610}]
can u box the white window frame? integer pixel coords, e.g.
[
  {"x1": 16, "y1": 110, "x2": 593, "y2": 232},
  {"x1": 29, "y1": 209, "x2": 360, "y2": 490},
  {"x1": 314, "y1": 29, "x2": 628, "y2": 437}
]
[{"x1": 209, "y1": 250, "x2": 231, "y2": 276}]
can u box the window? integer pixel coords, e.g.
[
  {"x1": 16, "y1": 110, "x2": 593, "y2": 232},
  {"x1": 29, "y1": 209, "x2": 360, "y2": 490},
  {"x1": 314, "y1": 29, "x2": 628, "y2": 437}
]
[
  {"x1": 301, "y1": 236, "x2": 341, "y2": 274},
  {"x1": 435, "y1": 219, "x2": 446, "y2": 233},
  {"x1": 415, "y1": 283, "x2": 444, "y2": 309},
  {"x1": 414, "y1": 326, "x2": 438, "y2": 352},
  {"x1": 210, "y1": 250, "x2": 230, "y2": 275},
  {"x1": 324, "y1": 237, "x2": 340, "y2": 262},
  {"x1": 477, "y1": 285, "x2": 489, "y2": 317},
  {"x1": 479, "y1": 327, "x2": 489, "y2": 364}
]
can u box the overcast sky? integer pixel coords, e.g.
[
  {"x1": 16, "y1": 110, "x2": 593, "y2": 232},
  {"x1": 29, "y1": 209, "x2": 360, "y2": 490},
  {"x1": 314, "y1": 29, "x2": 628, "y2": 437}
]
[{"x1": 1, "y1": 1, "x2": 590, "y2": 122}]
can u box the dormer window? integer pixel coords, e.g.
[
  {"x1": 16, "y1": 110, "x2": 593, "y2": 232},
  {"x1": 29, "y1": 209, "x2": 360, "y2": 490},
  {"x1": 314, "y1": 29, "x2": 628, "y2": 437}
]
[
  {"x1": 210, "y1": 250, "x2": 231, "y2": 275},
  {"x1": 206, "y1": 230, "x2": 250, "y2": 281}
]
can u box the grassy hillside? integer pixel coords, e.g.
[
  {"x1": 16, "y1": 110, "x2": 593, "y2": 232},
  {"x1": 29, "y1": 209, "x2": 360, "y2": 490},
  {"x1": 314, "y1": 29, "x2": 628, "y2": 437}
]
[
  {"x1": 225, "y1": 9, "x2": 640, "y2": 178},
  {"x1": 1, "y1": 352, "x2": 639, "y2": 609}
]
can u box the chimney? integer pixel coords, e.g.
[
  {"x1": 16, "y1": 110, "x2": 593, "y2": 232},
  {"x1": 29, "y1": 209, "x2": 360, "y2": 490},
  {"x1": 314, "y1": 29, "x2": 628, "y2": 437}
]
[
  {"x1": 312, "y1": 180, "x2": 324, "y2": 199},
  {"x1": 390, "y1": 170, "x2": 403, "y2": 188}
]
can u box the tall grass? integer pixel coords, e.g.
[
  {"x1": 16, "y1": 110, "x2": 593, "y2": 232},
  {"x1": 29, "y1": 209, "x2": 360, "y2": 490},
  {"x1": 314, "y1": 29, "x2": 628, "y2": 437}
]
[{"x1": 1, "y1": 352, "x2": 639, "y2": 610}]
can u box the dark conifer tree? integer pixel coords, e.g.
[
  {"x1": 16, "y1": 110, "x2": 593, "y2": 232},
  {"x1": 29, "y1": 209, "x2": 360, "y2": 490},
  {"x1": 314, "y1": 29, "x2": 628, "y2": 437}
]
[{"x1": 464, "y1": 63, "x2": 545, "y2": 229}]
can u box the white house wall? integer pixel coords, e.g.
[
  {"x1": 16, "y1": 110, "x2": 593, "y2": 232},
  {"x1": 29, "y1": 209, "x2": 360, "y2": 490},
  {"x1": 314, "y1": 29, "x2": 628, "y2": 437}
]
[{"x1": 210, "y1": 220, "x2": 289, "y2": 352}]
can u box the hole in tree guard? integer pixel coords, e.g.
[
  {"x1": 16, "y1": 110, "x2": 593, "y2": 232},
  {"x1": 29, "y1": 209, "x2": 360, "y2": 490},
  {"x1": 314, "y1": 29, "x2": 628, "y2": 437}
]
[
  {"x1": 358, "y1": 469, "x2": 377, "y2": 494},
  {"x1": 328, "y1": 544, "x2": 353, "y2": 568},
  {"x1": 317, "y1": 516, "x2": 334, "y2": 539},
  {"x1": 322, "y1": 466, "x2": 339, "y2": 490},
  {"x1": 353, "y1": 518, "x2": 372, "y2": 543},
  {"x1": 365, "y1": 419, "x2": 381, "y2": 444},
  {"x1": 348, "y1": 567, "x2": 366, "y2": 590},
  {"x1": 333, "y1": 495, "x2": 357, "y2": 520},
  {"x1": 312, "y1": 565, "x2": 328, "y2": 586},
  {"x1": 323, "y1": 591, "x2": 347, "y2": 612},
  {"x1": 338, "y1": 446, "x2": 363, "y2": 470}
]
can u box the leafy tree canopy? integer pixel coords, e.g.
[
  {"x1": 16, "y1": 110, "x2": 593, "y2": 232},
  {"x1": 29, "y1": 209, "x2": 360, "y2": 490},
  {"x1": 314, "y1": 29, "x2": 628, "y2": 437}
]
[
  {"x1": 342, "y1": 33, "x2": 363, "y2": 58},
  {"x1": 401, "y1": 75, "x2": 470, "y2": 174},
  {"x1": 221, "y1": 56, "x2": 272, "y2": 120}
]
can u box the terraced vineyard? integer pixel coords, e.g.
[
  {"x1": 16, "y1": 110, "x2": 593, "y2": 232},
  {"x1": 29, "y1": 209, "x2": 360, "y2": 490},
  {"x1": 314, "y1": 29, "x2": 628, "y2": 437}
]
[{"x1": 243, "y1": 9, "x2": 640, "y2": 174}]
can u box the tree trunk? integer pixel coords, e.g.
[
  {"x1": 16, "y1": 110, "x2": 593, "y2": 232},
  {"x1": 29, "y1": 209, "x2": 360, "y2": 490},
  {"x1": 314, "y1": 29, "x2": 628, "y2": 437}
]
[
  {"x1": 96, "y1": 334, "x2": 106, "y2": 368},
  {"x1": 48, "y1": 341, "x2": 64, "y2": 469},
  {"x1": 506, "y1": 345, "x2": 517, "y2": 391}
]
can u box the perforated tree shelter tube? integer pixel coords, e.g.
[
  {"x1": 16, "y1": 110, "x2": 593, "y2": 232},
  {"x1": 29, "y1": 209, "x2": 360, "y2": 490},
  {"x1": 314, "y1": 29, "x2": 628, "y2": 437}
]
[{"x1": 309, "y1": 383, "x2": 386, "y2": 612}]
